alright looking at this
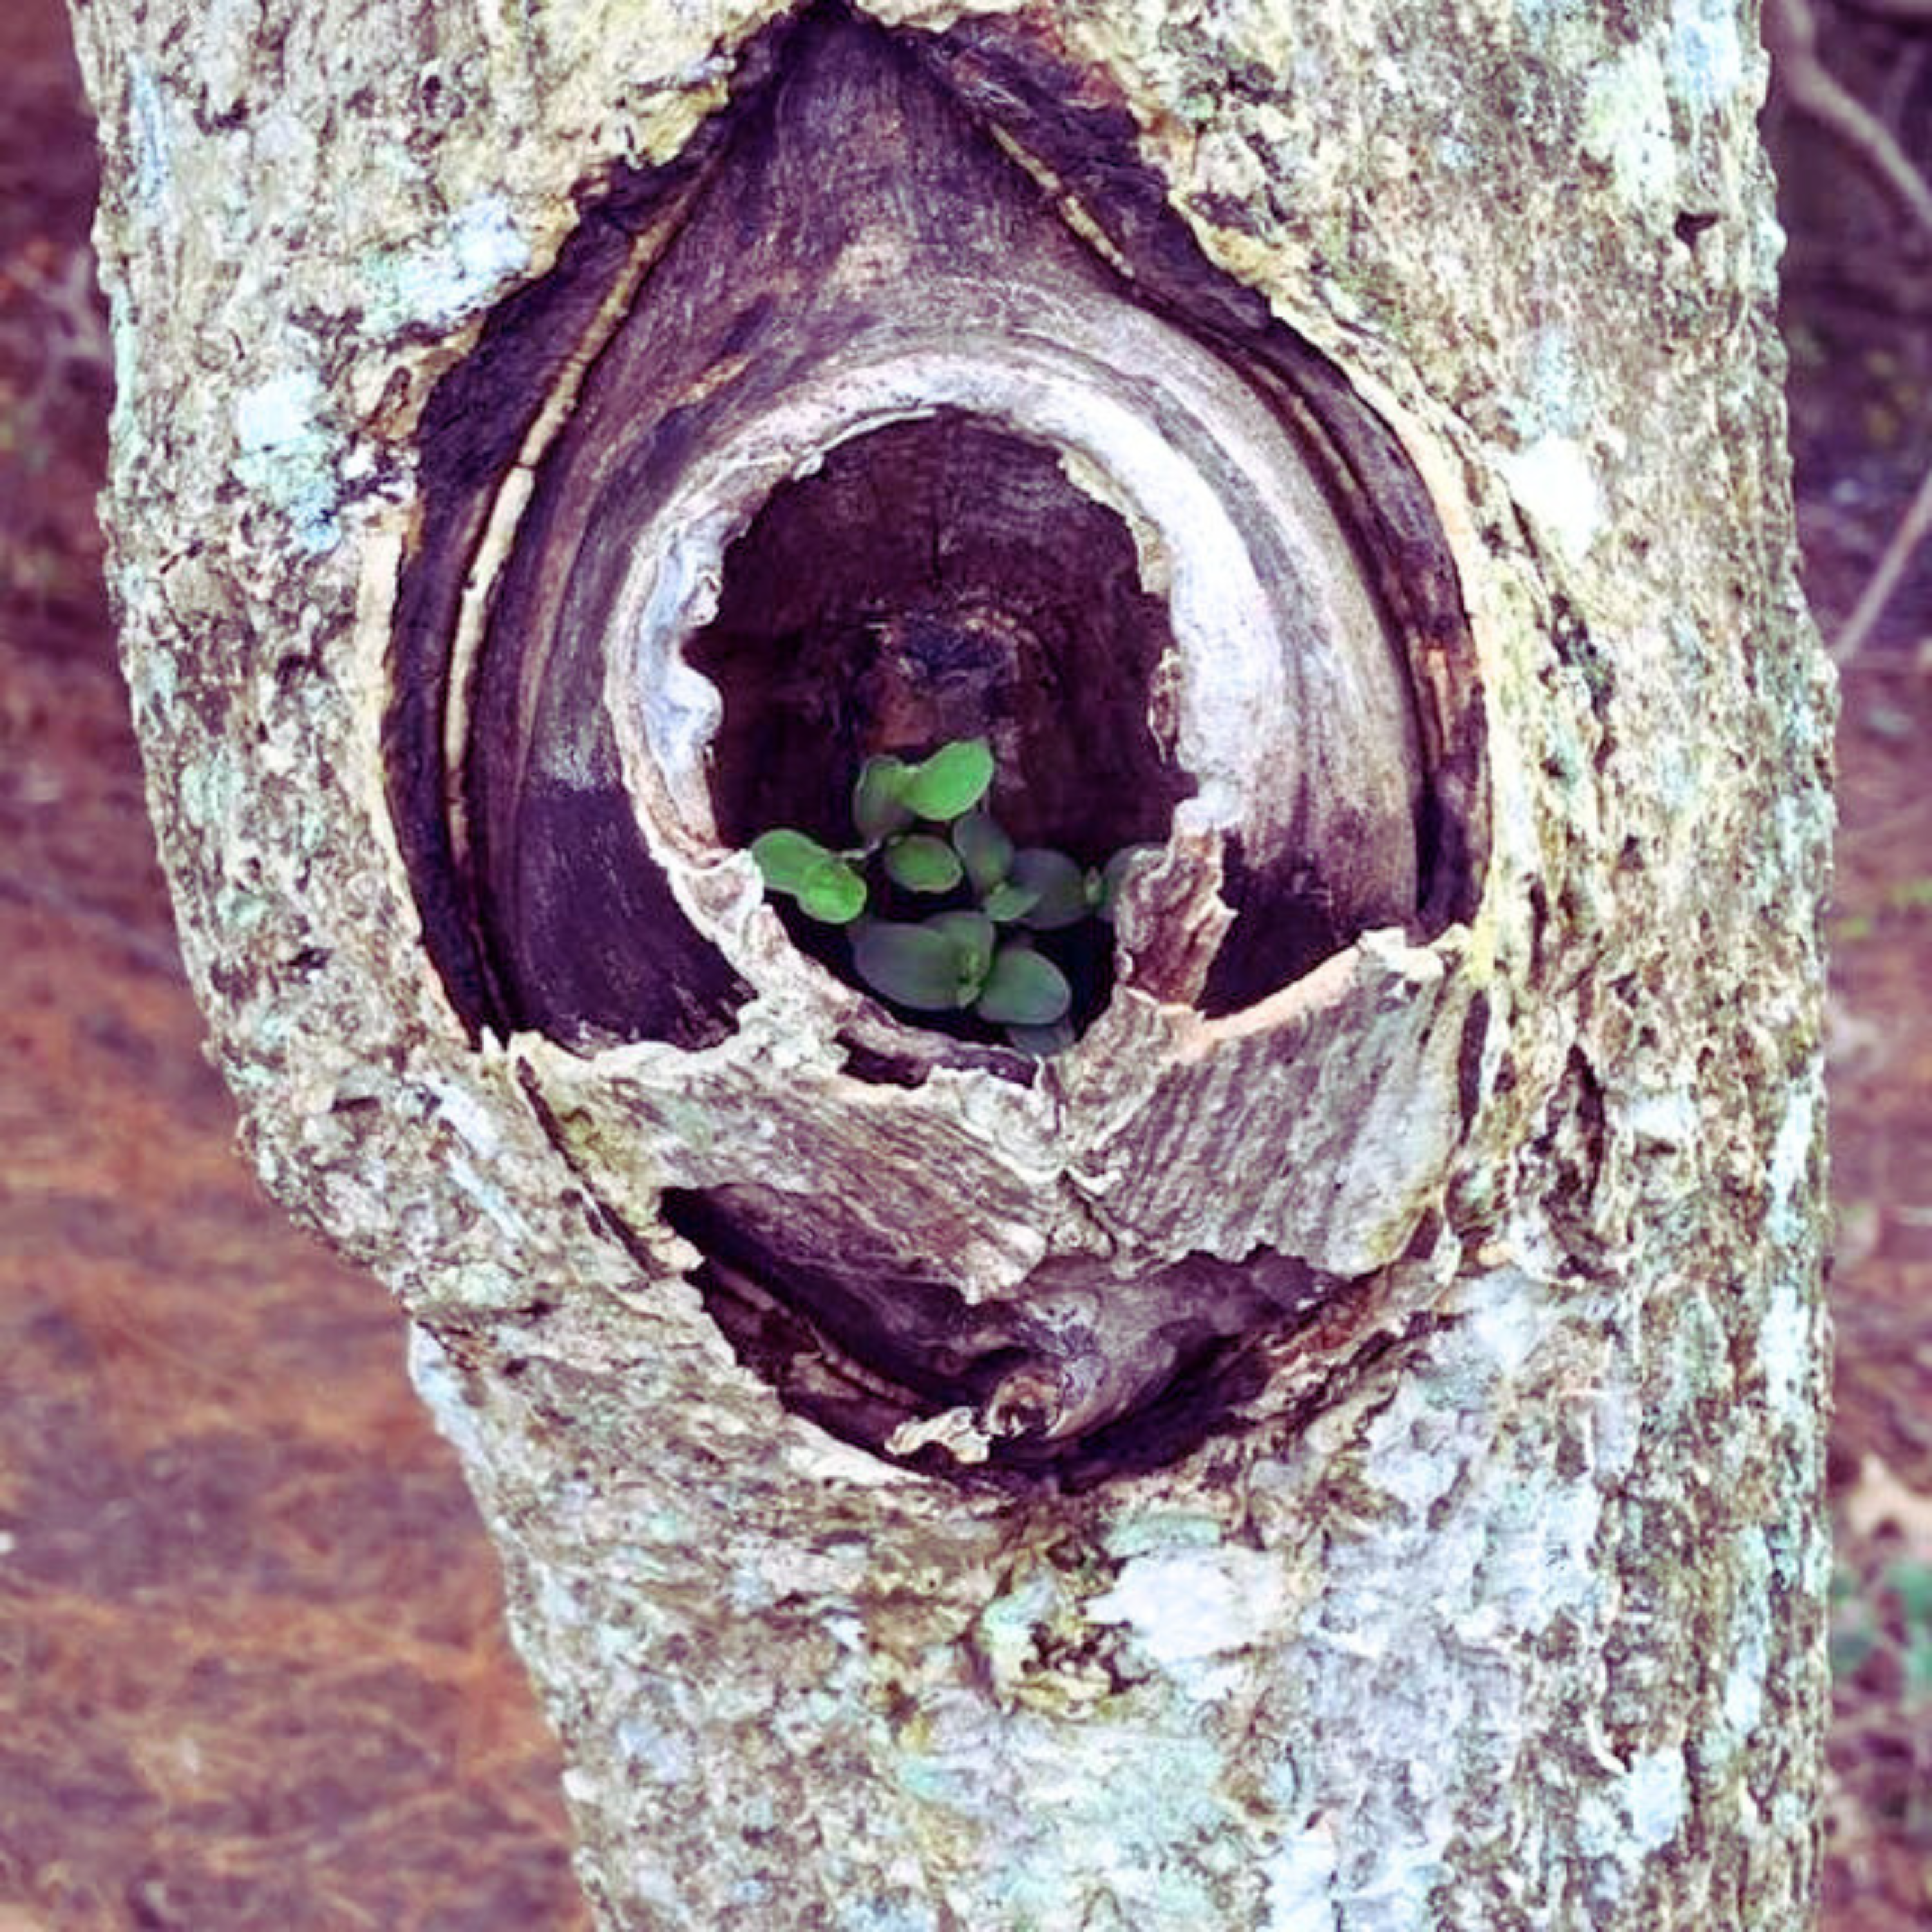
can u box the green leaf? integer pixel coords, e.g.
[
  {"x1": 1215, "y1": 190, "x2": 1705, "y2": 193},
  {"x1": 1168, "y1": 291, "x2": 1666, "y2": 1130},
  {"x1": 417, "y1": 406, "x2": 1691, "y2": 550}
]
[
  {"x1": 884, "y1": 834, "x2": 965, "y2": 894},
  {"x1": 853, "y1": 755, "x2": 915, "y2": 844},
  {"x1": 975, "y1": 944, "x2": 1071, "y2": 1027},
  {"x1": 1005, "y1": 1018, "x2": 1076, "y2": 1057},
  {"x1": 1010, "y1": 848, "x2": 1090, "y2": 930},
  {"x1": 925, "y1": 911, "x2": 995, "y2": 993},
  {"x1": 902, "y1": 738, "x2": 994, "y2": 821},
  {"x1": 981, "y1": 880, "x2": 1041, "y2": 923},
  {"x1": 797, "y1": 857, "x2": 867, "y2": 925},
  {"x1": 853, "y1": 920, "x2": 976, "y2": 1010},
  {"x1": 751, "y1": 828, "x2": 837, "y2": 895},
  {"x1": 952, "y1": 810, "x2": 1014, "y2": 893}
]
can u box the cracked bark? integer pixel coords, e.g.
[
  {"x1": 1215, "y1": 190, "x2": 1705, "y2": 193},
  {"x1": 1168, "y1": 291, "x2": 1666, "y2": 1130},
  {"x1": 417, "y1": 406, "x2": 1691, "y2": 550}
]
[{"x1": 70, "y1": 0, "x2": 1832, "y2": 1924}]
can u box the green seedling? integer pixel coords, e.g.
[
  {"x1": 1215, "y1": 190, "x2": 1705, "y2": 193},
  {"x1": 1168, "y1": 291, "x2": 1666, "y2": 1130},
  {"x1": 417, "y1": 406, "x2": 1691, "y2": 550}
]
[
  {"x1": 883, "y1": 834, "x2": 963, "y2": 894},
  {"x1": 747, "y1": 828, "x2": 868, "y2": 924},
  {"x1": 749, "y1": 736, "x2": 1151, "y2": 1053}
]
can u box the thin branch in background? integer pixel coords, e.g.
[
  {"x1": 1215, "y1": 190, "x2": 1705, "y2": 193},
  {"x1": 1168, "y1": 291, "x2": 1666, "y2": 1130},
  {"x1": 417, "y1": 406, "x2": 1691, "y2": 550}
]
[
  {"x1": 1767, "y1": 0, "x2": 1932, "y2": 659},
  {"x1": 1832, "y1": 457, "x2": 1932, "y2": 661},
  {"x1": 1767, "y1": 0, "x2": 1932, "y2": 237},
  {"x1": 1873, "y1": 32, "x2": 1929, "y2": 130}
]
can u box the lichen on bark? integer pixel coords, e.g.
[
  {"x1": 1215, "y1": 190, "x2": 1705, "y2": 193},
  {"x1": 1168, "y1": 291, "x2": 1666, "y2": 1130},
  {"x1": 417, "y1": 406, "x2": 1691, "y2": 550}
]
[{"x1": 68, "y1": 0, "x2": 1831, "y2": 1924}]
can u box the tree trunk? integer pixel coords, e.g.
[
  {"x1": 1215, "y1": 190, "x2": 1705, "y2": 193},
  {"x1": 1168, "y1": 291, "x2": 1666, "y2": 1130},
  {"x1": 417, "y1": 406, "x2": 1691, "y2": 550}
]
[{"x1": 69, "y1": 0, "x2": 1833, "y2": 1924}]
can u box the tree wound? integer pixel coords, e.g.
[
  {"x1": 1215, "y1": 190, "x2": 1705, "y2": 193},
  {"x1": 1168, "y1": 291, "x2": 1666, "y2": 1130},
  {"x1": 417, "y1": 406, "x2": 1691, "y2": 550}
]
[{"x1": 386, "y1": 3, "x2": 1491, "y2": 1480}]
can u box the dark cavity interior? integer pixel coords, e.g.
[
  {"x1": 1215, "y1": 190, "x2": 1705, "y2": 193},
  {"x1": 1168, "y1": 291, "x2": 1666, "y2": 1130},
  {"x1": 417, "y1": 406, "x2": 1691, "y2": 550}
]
[
  {"x1": 693, "y1": 413, "x2": 1189, "y2": 854},
  {"x1": 662, "y1": 1184, "x2": 1296, "y2": 1492},
  {"x1": 689, "y1": 411, "x2": 1193, "y2": 1030}
]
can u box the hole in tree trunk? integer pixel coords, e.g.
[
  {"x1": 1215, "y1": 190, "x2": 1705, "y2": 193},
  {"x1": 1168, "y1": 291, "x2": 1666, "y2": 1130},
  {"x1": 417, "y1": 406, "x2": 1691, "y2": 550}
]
[
  {"x1": 392, "y1": 4, "x2": 1489, "y2": 1057},
  {"x1": 379, "y1": 0, "x2": 1502, "y2": 1486},
  {"x1": 690, "y1": 410, "x2": 1193, "y2": 1035}
]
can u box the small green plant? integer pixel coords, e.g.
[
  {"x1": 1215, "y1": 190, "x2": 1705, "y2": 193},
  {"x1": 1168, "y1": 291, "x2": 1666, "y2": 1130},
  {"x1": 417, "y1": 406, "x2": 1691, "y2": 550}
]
[{"x1": 750, "y1": 737, "x2": 1144, "y2": 1054}]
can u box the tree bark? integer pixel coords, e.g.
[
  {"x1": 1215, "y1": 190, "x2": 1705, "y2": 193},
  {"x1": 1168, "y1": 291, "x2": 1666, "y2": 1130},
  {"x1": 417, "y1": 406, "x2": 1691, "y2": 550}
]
[{"x1": 69, "y1": 0, "x2": 1832, "y2": 1925}]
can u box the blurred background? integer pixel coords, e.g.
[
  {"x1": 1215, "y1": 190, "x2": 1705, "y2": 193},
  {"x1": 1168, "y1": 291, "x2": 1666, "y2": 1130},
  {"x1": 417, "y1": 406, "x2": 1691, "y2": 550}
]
[{"x1": 1, "y1": 0, "x2": 1927, "y2": 1924}]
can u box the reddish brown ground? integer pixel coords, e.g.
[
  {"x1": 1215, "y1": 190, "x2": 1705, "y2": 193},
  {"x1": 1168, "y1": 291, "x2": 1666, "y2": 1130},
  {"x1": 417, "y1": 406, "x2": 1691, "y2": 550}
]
[
  {"x1": 0, "y1": 5, "x2": 587, "y2": 1926},
  {"x1": 0, "y1": 0, "x2": 1926, "y2": 1924}
]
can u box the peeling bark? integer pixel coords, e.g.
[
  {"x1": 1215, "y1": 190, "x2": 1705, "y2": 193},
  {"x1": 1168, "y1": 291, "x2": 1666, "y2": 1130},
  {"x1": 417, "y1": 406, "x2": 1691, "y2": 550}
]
[{"x1": 70, "y1": 0, "x2": 1832, "y2": 1924}]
